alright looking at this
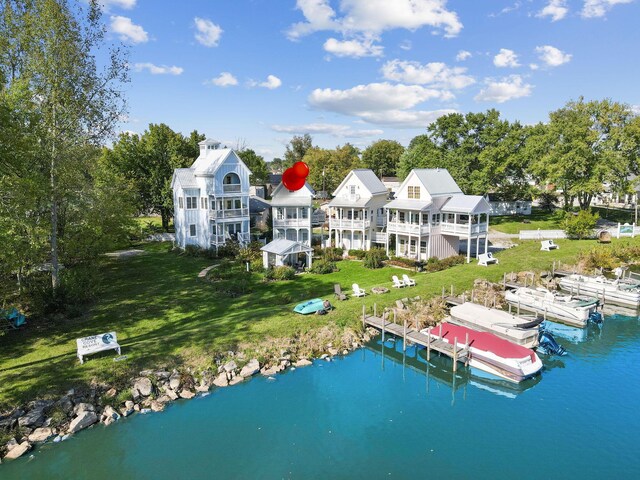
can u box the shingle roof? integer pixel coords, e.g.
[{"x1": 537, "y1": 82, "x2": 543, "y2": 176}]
[
  {"x1": 413, "y1": 169, "x2": 463, "y2": 196},
  {"x1": 173, "y1": 168, "x2": 198, "y2": 189}
]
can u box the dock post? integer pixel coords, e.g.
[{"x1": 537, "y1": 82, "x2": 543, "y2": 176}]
[
  {"x1": 438, "y1": 323, "x2": 442, "y2": 339},
  {"x1": 462, "y1": 292, "x2": 466, "y2": 304},
  {"x1": 544, "y1": 306, "x2": 547, "y2": 321},
  {"x1": 393, "y1": 309, "x2": 397, "y2": 326},
  {"x1": 602, "y1": 290, "x2": 606, "y2": 306},
  {"x1": 403, "y1": 318, "x2": 407, "y2": 352},
  {"x1": 453, "y1": 337, "x2": 458, "y2": 372},
  {"x1": 362, "y1": 305, "x2": 366, "y2": 328},
  {"x1": 484, "y1": 297, "x2": 487, "y2": 308},
  {"x1": 427, "y1": 328, "x2": 431, "y2": 361},
  {"x1": 442, "y1": 286, "x2": 445, "y2": 298},
  {"x1": 451, "y1": 285, "x2": 454, "y2": 297},
  {"x1": 509, "y1": 304, "x2": 512, "y2": 314},
  {"x1": 464, "y1": 333, "x2": 469, "y2": 367},
  {"x1": 503, "y1": 272, "x2": 506, "y2": 290},
  {"x1": 382, "y1": 313, "x2": 386, "y2": 343},
  {"x1": 552, "y1": 261, "x2": 555, "y2": 277},
  {"x1": 471, "y1": 289, "x2": 475, "y2": 303},
  {"x1": 517, "y1": 299, "x2": 521, "y2": 316},
  {"x1": 374, "y1": 303, "x2": 377, "y2": 319}
]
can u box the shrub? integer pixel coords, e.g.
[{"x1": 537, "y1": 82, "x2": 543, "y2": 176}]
[
  {"x1": 424, "y1": 255, "x2": 465, "y2": 273},
  {"x1": 563, "y1": 210, "x2": 599, "y2": 239},
  {"x1": 183, "y1": 244, "x2": 201, "y2": 257},
  {"x1": 537, "y1": 191, "x2": 559, "y2": 212},
  {"x1": 348, "y1": 249, "x2": 366, "y2": 259},
  {"x1": 363, "y1": 248, "x2": 387, "y2": 269},
  {"x1": 264, "y1": 266, "x2": 296, "y2": 281},
  {"x1": 216, "y1": 240, "x2": 241, "y2": 258},
  {"x1": 309, "y1": 259, "x2": 337, "y2": 274},
  {"x1": 322, "y1": 247, "x2": 344, "y2": 261},
  {"x1": 238, "y1": 242, "x2": 263, "y2": 264},
  {"x1": 387, "y1": 256, "x2": 417, "y2": 268}
]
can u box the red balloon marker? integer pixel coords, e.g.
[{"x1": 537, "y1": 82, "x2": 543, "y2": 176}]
[
  {"x1": 282, "y1": 168, "x2": 306, "y2": 191},
  {"x1": 292, "y1": 161, "x2": 310, "y2": 179}
]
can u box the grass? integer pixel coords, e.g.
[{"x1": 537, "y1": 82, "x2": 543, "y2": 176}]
[
  {"x1": 490, "y1": 208, "x2": 563, "y2": 234},
  {"x1": 2, "y1": 236, "x2": 639, "y2": 408}
]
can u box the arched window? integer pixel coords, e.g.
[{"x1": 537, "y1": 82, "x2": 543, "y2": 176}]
[{"x1": 223, "y1": 173, "x2": 240, "y2": 185}]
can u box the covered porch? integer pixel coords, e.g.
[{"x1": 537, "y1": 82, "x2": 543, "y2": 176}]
[
  {"x1": 440, "y1": 195, "x2": 491, "y2": 263},
  {"x1": 261, "y1": 239, "x2": 313, "y2": 270}
]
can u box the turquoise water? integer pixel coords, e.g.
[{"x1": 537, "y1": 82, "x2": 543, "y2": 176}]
[{"x1": 3, "y1": 313, "x2": 640, "y2": 479}]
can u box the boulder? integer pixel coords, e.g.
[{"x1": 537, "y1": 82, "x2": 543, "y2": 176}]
[
  {"x1": 104, "y1": 388, "x2": 117, "y2": 398},
  {"x1": 5, "y1": 438, "x2": 18, "y2": 451},
  {"x1": 73, "y1": 403, "x2": 95, "y2": 416},
  {"x1": 3, "y1": 441, "x2": 30, "y2": 460},
  {"x1": 228, "y1": 376, "x2": 244, "y2": 386},
  {"x1": 280, "y1": 359, "x2": 291, "y2": 368},
  {"x1": 156, "y1": 395, "x2": 172, "y2": 404},
  {"x1": 213, "y1": 373, "x2": 229, "y2": 387},
  {"x1": 165, "y1": 388, "x2": 179, "y2": 401},
  {"x1": 133, "y1": 404, "x2": 141, "y2": 412},
  {"x1": 132, "y1": 377, "x2": 153, "y2": 398},
  {"x1": 195, "y1": 384, "x2": 209, "y2": 393},
  {"x1": 150, "y1": 401, "x2": 165, "y2": 412},
  {"x1": 179, "y1": 390, "x2": 195, "y2": 400},
  {"x1": 168, "y1": 372, "x2": 181, "y2": 391},
  {"x1": 223, "y1": 360, "x2": 237, "y2": 373},
  {"x1": 124, "y1": 400, "x2": 134, "y2": 411},
  {"x1": 28, "y1": 427, "x2": 53, "y2": 443},
  {"x1": 293, "y1": 359, "x2": 312, "y2": 367},
  {"x1": 58, "y1": 396, "x2": 74, "y2": 414},
  {"x1": 67, "y1": 411, "x2": 97, "y2": 434},
  {"x1": 18, "y1": 408, "x2": 45, "y2": 428},
  {"x1": 102, "y1": 406, "x2": 120, "y2": 423},
  {"x1": 343, "y1": 350, "x2": 349, "y2": 355},
  {"x1": 328, "y1": 348, "x2": 339, "y2": 356},
  {"x1": 261, "y1": 366, "x2": 280, "y2": 376},
  {"x1": 155, "y1": 371, "x2": 171, "y2": 381},
  {"x1": 240, "y1": 359, "x2": 260, "y2": 378}
]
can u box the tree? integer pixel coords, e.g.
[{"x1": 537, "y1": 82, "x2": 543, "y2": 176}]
[
  {"x1": 269, "y1": 157, "x2": 285, "y2": 174},
  {"x1": 0, "y1": 0, "x2": 128, "y2": 290},
  {"x1": 237, "y1": 148, "x2": 268, "y2": 185},
  {"x1": 361, "y1": 140, "x2": 404, "y2": 178},
  {"x1": 304, "y1": 144, "x2": 361, "y2": 194},
  {"x1": 103, "y1": 124, "x2": 205, "y2": 230},
  {"x1": 284, "y1": 134, "x2": 313, "y2": 168},
  {"x1": 528, "y1": 98, "x2": 639, "y2": 210}
]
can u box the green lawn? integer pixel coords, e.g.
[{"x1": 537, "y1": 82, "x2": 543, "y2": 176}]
[
  {"x1": 490, "y1": 208, "x2": 562, "y2": 234},
  {"x1": 1, "y1": 237, "x2": 639, "y2": 407}
]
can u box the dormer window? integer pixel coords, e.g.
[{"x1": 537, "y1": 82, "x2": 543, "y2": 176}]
[
  {"x1": 348, "y1": 185, "x2": 356, "y2": 195},
  {"x1": 408, "y1": 186, "x2": 420, "y2": 199}
]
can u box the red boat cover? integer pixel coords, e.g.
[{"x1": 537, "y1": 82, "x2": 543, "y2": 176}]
[{"x1": 435, "y1": 322, "x2": 536, "y2": 361}]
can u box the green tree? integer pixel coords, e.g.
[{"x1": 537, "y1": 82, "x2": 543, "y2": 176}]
[
  {"x1": 304, "y1": 144, "x2": 361, "y2": 194},
  {"x1": 269, "y1": 157, "x2": 285, "y2": 173},
  {"x1": 528, "y1": 98, "x2": 639, "y2": 210},
  {"x1": 361, "y1": 139, "x2": 404, "y2": 178},
  {"x1": 284, "y1": 134, "x2": 313, "y2": 168},
  {"x1": 237, "y1": 148, "x2": 269, "y2": 185}
]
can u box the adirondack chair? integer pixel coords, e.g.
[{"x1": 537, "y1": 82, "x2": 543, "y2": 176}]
[
  {"x1": 392, "y1": 275, "x2": 406, "y2": 288},
  {"x1": 352, "y1": 283, "x2": 366, "y2": 297},
  {"x1": 477, "y1": 252, "x2": 499, "y2": 266},
  {"x1": 541, "y1": 240, "x2": 559, "y2": 251},
  {"x1": 1, "y1": 307, "x2": 26, "y2": 330},
  {"x1": 333, "y1": 284, "x2": 347, "y2": 301},
  {"x1": 402, "y1": 274, "x2": 416, "y2": 286}
]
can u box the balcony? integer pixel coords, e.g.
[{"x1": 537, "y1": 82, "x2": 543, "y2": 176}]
[
  {"x1": 329, "y1": 218, "x2": 371, "y2": 229},
  {"x1": 376, "y1": 218, "x2": 387, "y2": 227},
  {"x1": 211, "y1": 232, "x2": 250, "y2": 246},
  {"x1": 274, "y1": 217, "x2": 310, "y2": 227},
  {"x1": 209, "y1": 208, "x2": 249, "y2": 220},
  {"x1": 222, "y1": 184, "x2": 242, "y2": 193},
  {"x1": 439, "y1": 222, "x2": 488, "y2": 236},
  {"x1": 386, "y1": 222, "x2": 431, "y2": 235}
]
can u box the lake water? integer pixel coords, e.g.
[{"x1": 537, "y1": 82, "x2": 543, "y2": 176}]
[{"x1": 3, "y1": 313, "x2": 640, "y2": 479}]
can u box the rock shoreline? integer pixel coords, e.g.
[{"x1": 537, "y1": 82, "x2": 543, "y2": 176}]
[{"x1": 0, "y1": 326, "x2": 380, "y2": 463}]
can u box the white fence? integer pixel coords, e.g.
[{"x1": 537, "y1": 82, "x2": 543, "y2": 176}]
[
  {"x1": 519, "y1": 223, "x2": 640, "y2": 240},
  {"x1": 519, "y1": 229, "x2": 567, "y2": 240}
]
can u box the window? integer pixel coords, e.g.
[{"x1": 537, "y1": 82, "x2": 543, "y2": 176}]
[
  {"x1": 399, "y1": 212, "x2": 405, "y2": 223},
  {"x1": 276, "y1": 207, "x2": 284, "y2": 220},
  {"x1": 178, "y1": 197, "x2": 184, "y2": 209},
  {"x1": 408, "y1": 186, "x2": 421, "y2": 199},
  {"x1": 422, "y1": 214, "x2": 429, "y2": 224},
  {"x1": 189, "y1": 224, "x2": 196, "y2": 237},
  {"x1": 186, "y1": 196, "x2": 197, "y2": 209},
  {"x1": 301, "y1": 208, "x2": 308, "y2": 219},
  {"x1": 432, "y1": 213, "x2": 440, "y2": 225},
  {"x1": 201, "y1": 197, "x2": 208, "y2": 209},
  {"x1": 348, "y1": 185, "x2": 356, "y2": 195}
]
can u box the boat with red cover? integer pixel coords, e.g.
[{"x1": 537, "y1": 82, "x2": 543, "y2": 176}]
[{"x1": 421, "y1": 321, "x2": 543, "y2": 383}]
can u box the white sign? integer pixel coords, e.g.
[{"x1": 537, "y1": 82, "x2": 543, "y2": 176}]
[{"x1": 77, "y1": 331, "x2": 121, "y2": 364}]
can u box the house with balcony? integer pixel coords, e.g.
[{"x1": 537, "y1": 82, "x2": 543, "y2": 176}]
[
  {"x1": 171, "y1": 138, "x2": 251, "y2": 250},
  {"x1": 270, "y1": 181, "x2": 314, "y2": 245},
  {"x1": 327, "y1": 169, "x2": 388, "y2": 251},
  {"x1": 385, "y1": 169, "x2": 491, "y2": 262}
]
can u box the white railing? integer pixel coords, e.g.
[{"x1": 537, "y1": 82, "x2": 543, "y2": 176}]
[
  {"x1": 376, "y1": 218, "x2": 387, "y2": 227},
  {"x1": 222, "y1": 184, "x2": 242, "y2": 193},
  {"x1": 340, "y1": 193, "x2": 360, "y2": 202},
  {"x1": 372, "y1": 232, "x2": 387, "y2": 243},
  {"x1": 209, "y1": 208, "x2": 249, "y2": 219},
  {"x1": 440, "y1": 223, "x2": 487, "y2": 235},
  {"x1": 519, "y1": 229, "x2": 567, "y2": 240},
  {"x1": 211, "y1": 232, "x2": 250, "y2": 245},
  {"x1": 273, "y1": 218, "x2": 310, "y2": 227},
  {"x1": 329, "y1": 219, "x2": 371, "y2": 229},
  {"x1": 211, "y1": 235, "x2": 226, "y2": 245},
  {"x1": 386, "y1": 222, "x2": 430, "y2": 235}
]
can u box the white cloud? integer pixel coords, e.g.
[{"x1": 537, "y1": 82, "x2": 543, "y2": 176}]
[
  {"x1": 110, "y1": 16, "x2": 148, "y2": 43},
  {"x1": 537, "y1": 1, "x2": 569, "y2": 21},
  {"x1": 323, "y1": 37, "x2": 383, "y2": 57},
  {"x1": 288, "y1": 0, "x2": 463, "y2": 40},
  {"x1": 194, "y1": 17, "x2": 223, "y2": 47},
  {"x1": 529, "y1": 63, "x2": 540, "y2": 70},
  {"x1": 493, "y1": 48, "x2": 520, "y2": 68},
  {"x1": 381, "y1": 59, "x2": 475, "y2": 89},
  {"x1": 249, "y1": 75, "x2": 282, "y2": 89},
  {"x1": 581, "y1": 0, "x2": 634, "y2": 18},
  {"x1": 308, "y1": 82, "x2": 455, "y2": 128},
  {"x1": 399, "y1": 40, "x2": 412, "y2": 51},
  {"x1": 474, "y1": 75, "x2": 533, "y2": 103},
  {"x1": 536, "y1": 45, "x2": 572, "y2": 67},
  {"x1": 456, "y1": 50, "x2": 472, "y2": 61},
  {"x1": 100, "y1": 0, "x2": 136, "y2": 10},
  {"x1": 207, "y1": 72, "x2": 238, "y2": 87},
  {"x1": 134, "y1": 63, "x2": 183, "y2": 75},
  {"x1": 271, "y1": 123, "x2": 384, "y2": 138}
]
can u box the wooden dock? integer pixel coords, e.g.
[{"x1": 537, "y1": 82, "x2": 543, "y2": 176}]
[{"x1": 362, "y1": 306, "x2": 469, "y2": 371}]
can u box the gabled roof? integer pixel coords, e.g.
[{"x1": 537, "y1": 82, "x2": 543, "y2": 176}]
[
  {"x1": 332, "y1": 169, "x2": 387, "y2": 196},
  {"x1": 328, "y1": 196, "x2": 381, "y2": 208},
  {"x1": 270, "y1": 182, "x2": 315, "y2": 206},
  {"x1": 260, "y1": 239, "x2": 313, "y2": 256},
  {"x1": 412, "y1": 169, "x2": 463, "y2": 196},
  {"x1": 172, "y1": 168, "x2": 198, "y2": 189},
  {"x1": 190, "y1": 148, "x2": 252, "y2": 177},
  {"x1": 441, "y1": 195, "x2": 491, "y2": 214}
]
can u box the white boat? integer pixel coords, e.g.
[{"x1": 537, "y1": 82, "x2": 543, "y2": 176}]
[
  {"x1": 505, "y1": 287, "x2": 601, "y2": 328},
  {"x1": 421, "y1": 322, "x2": 543, "y2": 383},
  {"x1": 448, "y1": 302, "x2": 541, "y2": 349},
  {"x1": 559, "y1": 274, "x2": 640, "y2": 308}
]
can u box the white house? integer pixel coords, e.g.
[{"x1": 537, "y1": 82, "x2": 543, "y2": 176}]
[
  {"x1": 327, "y1": 169, "x2": 388, "y2": 251},
  {"x1": 385, "y1": 169, "x2": 491, "y2": 262},
  {"x1": 171, "y1": 139, "x2": 252, "y2": 250},
  {"x1": 270, "y1": 181, "x2": 314, "y2": 245}
]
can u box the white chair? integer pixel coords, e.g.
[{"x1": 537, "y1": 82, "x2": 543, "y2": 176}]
[
  {"x1": 541, "y1": 240, "x2": 559, "y2": 251},
  {"x1": 392, "y1": 275, "x2": 406, "y2": 288},
  {"x1": 477, "y1": 252, "x2": 499, "y2": 266},
  {"x1": 352, "y1": 283, "x2": 366, "y2": 297},
  {"x1": 402, "y1": 274, "x2": 416, "y2": 286}
]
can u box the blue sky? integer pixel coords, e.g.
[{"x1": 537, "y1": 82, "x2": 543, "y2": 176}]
[{"x1": 101, "y1": 0, "x2": 640, "y2": 160}]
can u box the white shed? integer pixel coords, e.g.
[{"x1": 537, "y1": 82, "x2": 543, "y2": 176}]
[{"x1": 261, "y1": 239, "x2": 313, "y2": 270}]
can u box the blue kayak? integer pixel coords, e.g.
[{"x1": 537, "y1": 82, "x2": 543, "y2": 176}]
[{"x1": 293, "y1": 298, "x2": 326, "y2": 315}]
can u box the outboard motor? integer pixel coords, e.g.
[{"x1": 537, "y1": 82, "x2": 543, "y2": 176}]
[
  {"x1": 589, "y1": 311, "x2": 604, "y2": 325},
  {"x1": 538, "y1": 328, "x2": 567, "y2": 356}
]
